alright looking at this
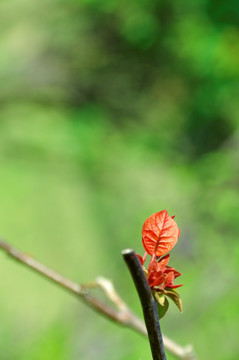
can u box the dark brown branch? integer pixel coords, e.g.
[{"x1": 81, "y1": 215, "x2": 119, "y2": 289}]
[
  {"x1": 122, "y1": 249, "x2": 167, "y2": 360},
  {"x1": 0, "y1": 239, "x2": 197, "y2": 360}
]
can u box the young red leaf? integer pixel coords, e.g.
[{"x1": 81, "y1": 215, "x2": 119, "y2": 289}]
[
  {"x1": 136, "y1": 253, "x2": 144, "y2": 265},
  {"x1": 142, "y1": 210, "x2": 180, "y2": 257},
  {"x1": 147, "y1": 259, "x2": 165, "y2": 287},
  {"x1": 136, "y1": 251, "x2": 147, "y2": 265},
  {"x1": 157, "y1": 254, "x2": 170, "y2": 269}
]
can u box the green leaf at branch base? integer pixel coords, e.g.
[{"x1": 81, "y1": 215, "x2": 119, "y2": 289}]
[
  {"x1": 153, "y1": 291, "x2": 169, "y2": 319},
  {"x1": 164, "y1": 288, "x2": 183, "y2": 312}
]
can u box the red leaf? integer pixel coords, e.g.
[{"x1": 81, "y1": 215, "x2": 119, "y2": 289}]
[
  {"x1": 166, "y1": 284, "x2": 183, "y2": 289},
  {"x1": 165, "y1": 266, "x2": 182, "y2": 278},
  {"x1": 136, "y1": 251, "x2": 147, "y2": 265},
  {"x1": 142, "y1": 210, "x2": 180, "y2": 257},
  {"x1": 147, "y1": 259, "x2": 165, "y2": 287},
  {"x1": 136, "y1": 253, "x2": 144, "y2": 265},
  {"x1": 158, "y1": 254, "x2": 170, "y2": 269}
]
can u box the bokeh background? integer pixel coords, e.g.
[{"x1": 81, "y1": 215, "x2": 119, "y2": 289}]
[{"x1": 0, "y1": 0, "x2": 239, "y2": 359}]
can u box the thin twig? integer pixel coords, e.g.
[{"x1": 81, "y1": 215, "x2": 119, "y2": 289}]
[
  {"x1": 122, "y1": 248, "x2": 166, "y2": 360},
  {"x1": 0, "y1": 239, "x2": 197, "y2": 360}
]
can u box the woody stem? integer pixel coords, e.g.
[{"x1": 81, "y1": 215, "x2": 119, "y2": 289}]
[{"x1": 122, "y1": 249, "x2": 167, "y2": 360}]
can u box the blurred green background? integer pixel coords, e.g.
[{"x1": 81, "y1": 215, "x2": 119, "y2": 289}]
[{"x1": 0, "y1": 0, "x2": 239, "y2": 359}]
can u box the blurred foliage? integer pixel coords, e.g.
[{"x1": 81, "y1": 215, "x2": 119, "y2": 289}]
[{"x1": 0, "y1": 0, "x2": 239, "y2": 359}]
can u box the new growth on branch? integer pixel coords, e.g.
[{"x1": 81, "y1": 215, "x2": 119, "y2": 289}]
[
  {"x1": 0, "y1": 210, "x2": 196, "y2": 360},
  {"x1": 137, "y1": 210, "x2": 183, "y2": 318}
]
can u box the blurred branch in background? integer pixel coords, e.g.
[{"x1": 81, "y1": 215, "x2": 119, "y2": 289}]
[{"x1": 0, "y1": 239, "x2": 196, "y2": 360}]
